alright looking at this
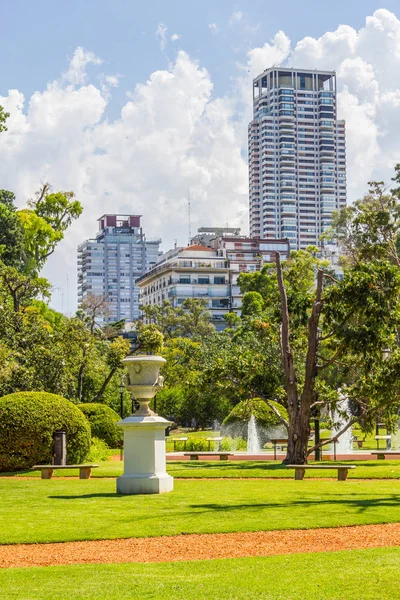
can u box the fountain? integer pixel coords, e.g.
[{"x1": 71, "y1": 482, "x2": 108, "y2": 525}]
[
  {"x1": 116, "y1": 355, "x2": 174, "y2": 495},
  {"x1": 333, "y1": 397, "x2": 353, "y2": 455},
  {"x1": 247, "y1": 415, "x2": 260, "y2": 454}
]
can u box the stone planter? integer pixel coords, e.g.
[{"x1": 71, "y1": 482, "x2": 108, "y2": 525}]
[{"x1": 123, "y1": 355, "x2": 166, "y2": 416}]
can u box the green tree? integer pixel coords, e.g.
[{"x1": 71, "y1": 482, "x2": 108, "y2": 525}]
[
  {"x1": 0, "y1": 105, "x2": 9, "y2": 133},
  {"x1": 141, "y1": 298, "x2": 214, "y2": 339},
  {"x1": 0, "y1": 190, "x2": 25, "y2": 268},
  {"x1": 239, "y1": 246, "x2": 400, "y2": 464},
  {"x1": 19, "y1": 183, "x2": 82, "y2": 274}
]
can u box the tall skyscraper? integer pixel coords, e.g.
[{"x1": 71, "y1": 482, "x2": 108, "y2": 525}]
[
  {"x1": 248, "y1": 67, "x2": 346, "y2": 249},
  {"x1": 77, "y1": 215, "x2": 161, "y2": 323}
]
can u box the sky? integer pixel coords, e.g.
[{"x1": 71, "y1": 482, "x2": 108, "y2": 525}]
[{"x1": 1, "y1": 1, "x2": 400, "y2": 314}]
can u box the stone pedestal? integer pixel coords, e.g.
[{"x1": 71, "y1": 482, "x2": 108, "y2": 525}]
[{"x1": 116, "y1": 415, "x2": 174, "y2": 495}]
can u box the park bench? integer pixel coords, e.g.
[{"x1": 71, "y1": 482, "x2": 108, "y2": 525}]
[
  {"x1": 31, "y1": 464, "x2": 98, "y2": 479},
  {"x1": 206, "y1": 436, "x2": 223, "y2": 450},
  {"x1": 286, "y1": 464, "x2": 356, "y2": 481},
  {"x1": 171, "y1": 437, "x2": 188, "y2": 451},
  {"x1": 183, "y1": 452, "x2": 232, "y2": 461},
  {"x1": 371, "y1": 451, "x2": 400, "y2": 460}
]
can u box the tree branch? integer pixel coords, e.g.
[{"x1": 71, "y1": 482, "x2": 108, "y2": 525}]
[
  {"x1": 307, "y1": 417, "x2": 357, "y2": 455},
  {"x1": 258, "y1": 392, "x2": 289, "y2": 429},
  {"x1": 317, "y1": 344, "x2": 345, "y2": 371}
]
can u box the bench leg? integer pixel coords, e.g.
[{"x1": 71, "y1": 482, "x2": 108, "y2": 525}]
[
  {"x1": 220, "y1": 455, "x2": 228, "y2": 461},
  {"x1": 41, "y1": 469, "x2": 53, "y2": 479},
  {"x1": 190, "y1": 455, "x2": 199, "y2": 460},
  {"x1": 338, "y1": 469, "x2": 348, "y2": 481},
  {"x1": 294, "y1": 468, "x2": 305, "y2": 481},
  {"x1": 377, "y1": 454, "x2": 385, "y2": 460},
  {"x1": 79, "y1": 467, "x2": 91, "y2": 479}
]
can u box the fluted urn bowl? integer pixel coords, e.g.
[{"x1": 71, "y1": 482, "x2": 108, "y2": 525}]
[{"x1": 123, "y1": 355, "x2": 166, "y2": 416}]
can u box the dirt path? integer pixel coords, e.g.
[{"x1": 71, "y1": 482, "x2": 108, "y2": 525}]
[{"x1": 1, "y1": 522, "x2": 400, "y2": 568}]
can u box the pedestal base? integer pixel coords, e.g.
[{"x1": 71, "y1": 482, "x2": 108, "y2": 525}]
[{"x1": 116, "y1": 473, "x2": 174, "y2": 495}]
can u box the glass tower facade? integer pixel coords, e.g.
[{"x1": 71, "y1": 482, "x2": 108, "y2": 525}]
[{"x1": 248, "y1": 67, "x2": 346, "y2": 249}]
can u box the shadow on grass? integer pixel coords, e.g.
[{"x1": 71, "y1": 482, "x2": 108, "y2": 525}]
[
  {"x1": 48, "y1": 493, "x2": 122, "y2": 499},
  {"x1": 189, "y1": 494, "x2": 400, "y2": 514}
]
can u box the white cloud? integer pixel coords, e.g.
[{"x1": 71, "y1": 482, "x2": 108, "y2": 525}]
[
  {"x1": 229, "y1": 11, "x2": 243, "y2": 25},
  {"x1": 156, "y1": 23, "x2": 168, "y2": 51},
  {"x1": 2, "y1": 8, "x2": 400, "y2": 314},
  {"x1": 171, "y1": 33, "x2": 180, "y2": 42},
  {"x1": 0, "y1": 50, "x2": 248, "y2": 314},
  {"x1": 62, "y1": 47, "x2": 103, "y2": 86},
  {"x1": 208, "y1": 23, "x2": 219, "y2": 34}
]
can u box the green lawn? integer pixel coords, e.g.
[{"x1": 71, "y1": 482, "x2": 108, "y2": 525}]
[
  {"x1": 6, "y1": 458, "x2": 400, "y2": 479},
  {"x1": 1, "y1": 478, "x2": 400, "y2": 544},
  {"x1": 1, "y1": 547, "x2": 400, "y2": 599}
]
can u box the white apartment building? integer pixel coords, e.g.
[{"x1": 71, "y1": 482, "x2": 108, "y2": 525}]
[
  {"x1": 137, "y1": 245, "x2": 231, "y2": 330},
  {"x1": 192, "y1": 227, "x2": 290, "y2": 310},
  {"x1": 77, "y1": 214, "x2": 161, "y2": 323},
  {"x1": 249, "y1": 67, "x2": 346, "y2": 249},
  {"x1": 138, "y1": 229, "x2": 290, "y2": 329}
]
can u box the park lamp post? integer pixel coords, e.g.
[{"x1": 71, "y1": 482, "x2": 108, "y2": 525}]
[{"x1": 119, "y1": 377, "x2": 125, "y2": 461}]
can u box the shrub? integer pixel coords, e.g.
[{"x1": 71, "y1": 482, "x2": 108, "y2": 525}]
[
  {"x1": 0, "y1": 391, "x2": 91, "y2": 471},
  {"x1": 219, "y1": 436, "x2": 247, "y2": 451},
  {"x1": 77, "y1": 403, "x2": 122, "y2": 448},
  {"x1": 222, "y1": 398, "x2": 288, "y2": 445},
  {"x1": 87, "y1": 437, "x2": 110, "y2": 462},
  {"x1": 185, "y1": 438, "x2": 209, "y2": 451}
]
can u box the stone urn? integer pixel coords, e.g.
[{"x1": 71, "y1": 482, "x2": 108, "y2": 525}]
[
  {"x1": 123, "y1": 355, "x2": 166, "y2": 416},
  {"x1": 116, "y1": 354, "x2": 173, "y2": 495}
]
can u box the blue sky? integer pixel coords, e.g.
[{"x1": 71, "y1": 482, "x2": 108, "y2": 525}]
[
  {"x1": 2, "y1": 1, "x2": 399, "y2": 113},
  {"x1": 2, "y1": 2, "x2": 400, "y2": 313}
]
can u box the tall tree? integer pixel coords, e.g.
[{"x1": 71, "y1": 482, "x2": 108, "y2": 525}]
[
  {"x1": 18, "y1": 183, "x2": 82, "y2": 274},
  {"x1": 239, "y1": 248, "x2": 400, "y2": 464}
]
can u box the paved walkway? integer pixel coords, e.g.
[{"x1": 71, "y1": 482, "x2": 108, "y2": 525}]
[{"x1": 1, "y1": 523, "x2": 400, "y2": 568}]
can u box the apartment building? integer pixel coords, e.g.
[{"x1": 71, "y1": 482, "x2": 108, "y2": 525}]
[
  {"x1": 77, "y1": 214, "x2": 161, "y2": 323},
  {"x1": 138, "y1": 228, "x2": 290, "y2": 329},
  {"x1": 192, "y1": 227, "x2": 290, "y2": 309},
  {"x1": 249, "y1": 67, "x2": 346, "y2": 249},
  {"x1": 137, "y1": 244, "x2": 231, "y2": 330}
]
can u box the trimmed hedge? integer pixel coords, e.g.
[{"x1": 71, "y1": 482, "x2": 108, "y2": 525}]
[
  {"x1": 77, "y1": 403, "x2": 122, "y2": 448},
  {"x1": 222, "y1": 398, "x2": 288, "y2": 444},
  {"x1": 0, "y1": 392, "x2": 91, "y2": 472}
]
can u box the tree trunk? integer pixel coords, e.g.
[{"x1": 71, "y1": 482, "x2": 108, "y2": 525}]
[
  {"x1": 283, "y1": 403, "x2": 312, "y2": 464},
  {"x1": 91, "y1": 368, "x2": 116, "y2": 403}
]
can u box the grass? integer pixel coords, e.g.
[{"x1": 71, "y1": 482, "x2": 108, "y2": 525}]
[
  {"x1": 5, "y1": 458, "x2": 400, "y2": 479},
  {"x1": 1, "y1": 477, "x2": 400, "y2": 544},
  {"x1": 1, "y1": 547, "x2": 400, "y2": 599}
]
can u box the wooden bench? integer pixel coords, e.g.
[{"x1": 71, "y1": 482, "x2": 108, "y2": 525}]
[
  {"x1": 31, "y1": 464, "x2": 98, "y2": 479},
  {"x1": 171, "y1": 437, "x2": 188, "y2": 451},
  {"x1": 371, "y1": 451, "x2": 400, "y2": 460},
  {"x1": 183, "y1": 452, "x2": 232, "y2": 461},
  {"x1": 206, "y1": 436, "x2": 223, "y2": 451},
  {"x1": 286, "y1": 464, "x2": 356, "y2": 481}
]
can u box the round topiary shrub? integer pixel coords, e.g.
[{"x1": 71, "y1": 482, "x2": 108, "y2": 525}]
[
  {"x1": 77, "y1": 403, "x2": 122, "y2": 448},
  {"x1": 0, "y1": 391, "x2": 91, "y2": 472},
  {"x1": 222, "y1": 398, "x2": 288, "y2": 445}
]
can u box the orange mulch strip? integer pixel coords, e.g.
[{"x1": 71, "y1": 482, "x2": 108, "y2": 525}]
[{"x1": 1, "y1": 523, "x2": 400, "y2": 569}]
